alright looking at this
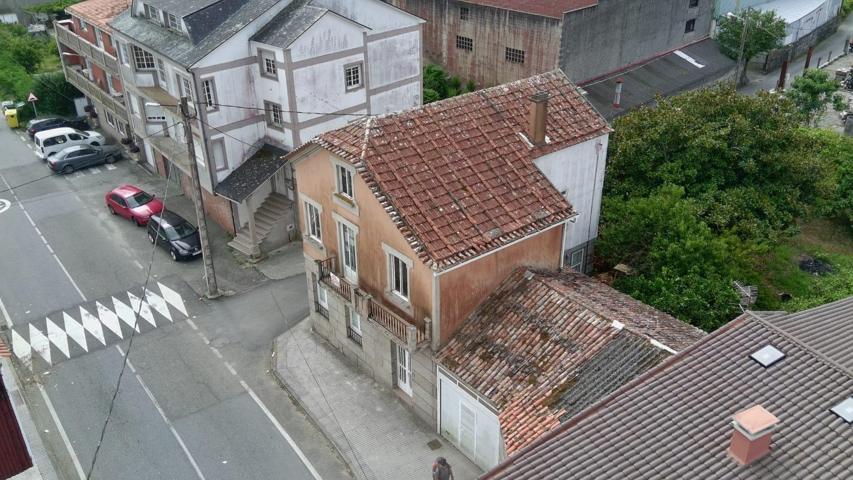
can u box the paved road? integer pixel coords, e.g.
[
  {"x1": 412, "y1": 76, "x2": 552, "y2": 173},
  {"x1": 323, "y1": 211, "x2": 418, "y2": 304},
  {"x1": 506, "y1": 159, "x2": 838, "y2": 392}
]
[{"x1": 0, "y1": 122, "x2": 350, "y2": 480}]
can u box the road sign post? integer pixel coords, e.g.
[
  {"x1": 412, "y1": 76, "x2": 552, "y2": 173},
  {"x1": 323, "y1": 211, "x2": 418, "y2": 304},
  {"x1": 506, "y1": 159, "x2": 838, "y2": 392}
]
[{"x1": 27, "y1": 92, "x2": 38, "y2": 118}]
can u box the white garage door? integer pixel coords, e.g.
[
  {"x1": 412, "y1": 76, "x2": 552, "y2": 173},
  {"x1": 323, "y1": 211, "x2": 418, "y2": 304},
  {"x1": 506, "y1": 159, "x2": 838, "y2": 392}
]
[{"x1": 438, "y1": 370, "x2": 501, "y2": 470}]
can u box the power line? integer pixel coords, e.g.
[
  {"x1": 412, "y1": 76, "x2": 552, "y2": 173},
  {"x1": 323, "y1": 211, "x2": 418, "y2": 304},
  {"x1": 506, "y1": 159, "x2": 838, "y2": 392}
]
[
  {"x1": 197, "y1": 117, "x2": 255, "y2": 149},
  {"x1": 157, "y1": 101, "x2": 370, "y2": 118}
]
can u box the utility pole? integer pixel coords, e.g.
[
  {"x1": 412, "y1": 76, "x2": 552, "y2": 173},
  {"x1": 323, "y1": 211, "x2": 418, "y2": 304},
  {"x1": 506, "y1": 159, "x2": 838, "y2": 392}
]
[
  {"x1": 180, "y1": 96, "x2": 219, "y2": 299},
  {"x1": 734, "y1": 13, "x2": 749, "y2": 87}
]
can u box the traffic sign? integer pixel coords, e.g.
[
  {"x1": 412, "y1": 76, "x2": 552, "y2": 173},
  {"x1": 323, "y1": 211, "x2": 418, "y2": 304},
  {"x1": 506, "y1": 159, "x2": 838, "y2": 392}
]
[{"x1": 27, "y1": 92, "x2": 38, "y2": 102}]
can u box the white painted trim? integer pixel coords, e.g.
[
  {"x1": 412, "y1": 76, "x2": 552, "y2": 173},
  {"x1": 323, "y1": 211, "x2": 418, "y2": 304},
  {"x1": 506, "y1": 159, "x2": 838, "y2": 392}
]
[
  {"x1": 436, "y1": 219, "x2": 573, "y2": 276},
  {"x1": 559, "y1": 220, "x2": 568, "y2": 269},
  {"x1": 382, "y1": 243, "x2": 413, "y2": 306},
  {"x1": 301, "y1": 194, "x2": 324, "y2": 243},
  {"x1": 650, "y1": 339, "x2": 677, "y2": 354},
  {"x1": 331, "y1": 212, "x2": 359, "y2": 234}
]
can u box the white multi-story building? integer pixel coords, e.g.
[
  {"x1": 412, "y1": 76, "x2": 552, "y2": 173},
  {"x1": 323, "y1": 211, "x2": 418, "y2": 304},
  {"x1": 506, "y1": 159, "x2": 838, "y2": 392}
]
[{"x1": 109, "y1": 0, "x2": 423, "y2": 256}]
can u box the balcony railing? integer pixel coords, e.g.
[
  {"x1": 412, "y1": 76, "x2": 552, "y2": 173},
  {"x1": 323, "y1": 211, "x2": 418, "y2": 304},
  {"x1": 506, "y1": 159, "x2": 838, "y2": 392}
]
[
  {"x1": 316, "y1": 257, "x2": 428, "y2": 346},
  {"x1": 55, "y1": 20, "x2": 119, "y2": 75},
  {"x1": 63, "y1": 65, "x2": 127, "y2": 118}
]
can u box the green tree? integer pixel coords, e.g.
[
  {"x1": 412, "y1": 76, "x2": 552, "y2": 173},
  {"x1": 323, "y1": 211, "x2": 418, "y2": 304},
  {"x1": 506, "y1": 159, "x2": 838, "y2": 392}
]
[
  {"x1": 717, "y1": 8, "x2": 786, "y2": 85},
  {"x1": 25, "y1": 0, "x2": 80, "y2": 19},
  {"x1": 785, "y1": 68, "x2": 847, "y2": 125},
  {"x1": 597, "y1": 186, "x2": 748, "y2": 331},
  {"x1": 803, "y1": 129, "x2": 853, "y2": 227},
  {"x1": 605, "y1": 85, "x2": 832, "y2": 242},
  {"x1": 31, "y1": 71, "x2": 81, "y2": 116}
]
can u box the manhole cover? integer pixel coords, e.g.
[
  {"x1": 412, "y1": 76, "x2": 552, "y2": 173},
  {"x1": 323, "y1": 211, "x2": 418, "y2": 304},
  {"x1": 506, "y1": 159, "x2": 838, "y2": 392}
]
[{"x1": 427, "y1": 439, "x2": 442, "y2": 450}]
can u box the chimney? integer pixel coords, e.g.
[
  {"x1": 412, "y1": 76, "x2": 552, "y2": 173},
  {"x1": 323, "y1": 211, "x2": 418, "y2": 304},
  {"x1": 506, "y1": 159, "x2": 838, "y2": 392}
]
[
  {"x1": 728, "y1": 405, "x2": 779, "y2": 466},
  {"x1": 528, "y1": 91, "x2": 549, "y2": 146}
]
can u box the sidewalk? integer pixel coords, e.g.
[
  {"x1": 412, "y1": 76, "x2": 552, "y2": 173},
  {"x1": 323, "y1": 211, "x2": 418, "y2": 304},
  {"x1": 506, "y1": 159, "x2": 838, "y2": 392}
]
[
  {"x1": 741, "y1": 12, "x2": 853, "y2": 95},
  {"x1": 273, "y1": 319, "x2": 482, "y2": 480}
]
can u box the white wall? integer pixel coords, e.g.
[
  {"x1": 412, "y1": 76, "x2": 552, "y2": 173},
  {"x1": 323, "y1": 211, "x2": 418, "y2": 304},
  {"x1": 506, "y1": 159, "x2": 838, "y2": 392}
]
[
  {"x1": 438, "y1": 369, "x2": 502, "y2": 471},
  {"x1": 367, "y1": 30, "x2": 420, "y2": 89},
  {"x1": 289, "y1": 13, "x2": 365, "y2": 63},
  {"x1": 314, "y1": 0, "x2": 421, "y2": 30},
  {"x1": 534, "y1": 134, "x2": 609, "y2": 252}
]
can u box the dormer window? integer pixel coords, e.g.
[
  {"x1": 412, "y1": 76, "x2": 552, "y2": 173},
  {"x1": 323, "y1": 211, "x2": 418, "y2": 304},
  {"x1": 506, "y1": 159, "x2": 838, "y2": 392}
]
[
  {"x1": 143, "y1": 3, "x2": 160, "y2": 23},
  {"x1": 165, "y1": 12, "x2": 180, "y2": 31}
]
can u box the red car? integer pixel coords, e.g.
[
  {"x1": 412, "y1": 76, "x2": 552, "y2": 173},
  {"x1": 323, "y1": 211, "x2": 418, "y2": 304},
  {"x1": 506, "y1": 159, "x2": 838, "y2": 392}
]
[{"x1": 105, "y1": 184, "x2": 164, "y2": 226}]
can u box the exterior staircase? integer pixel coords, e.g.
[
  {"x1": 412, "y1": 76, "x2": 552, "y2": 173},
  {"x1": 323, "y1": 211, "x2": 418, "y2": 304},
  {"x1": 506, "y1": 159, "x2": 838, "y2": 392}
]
[{"x1": 228, "y1": 192, "x2": 293, "y2": 258}]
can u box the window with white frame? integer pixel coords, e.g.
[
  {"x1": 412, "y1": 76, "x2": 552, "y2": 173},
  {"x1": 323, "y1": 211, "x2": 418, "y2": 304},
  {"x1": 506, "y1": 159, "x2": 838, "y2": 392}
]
[
  {"x1": 177, "y1": 75, "x2": 193, "y2": 100},
  {"x1": 118, "y1": 41, "x2": 129, "y2": 66},
  {"x1": 143, "y1": 4, "x2": 160, "y2": 23},
  {"x1": 260, "y1": 50, "x2": 277, "y2": 78},
  {"x1": 304, "y1": 200, "x2": 322, "y2": 241},
  {"x1": 346, "y1": 305, "x2": 362, "y2": 345},
  {"x1": 336, "y1": 164, "x2": 354, "y2": 199},
  {"x1": 156, "y1": 58, "x2": 166, "y2": 83},
  {"x1": 165, "y1": 12, "x2": 180, "y2": 31},
  {"x1": 95, "y1": 29, "x2": 104, "y2": 48},
  {"x1": 388, "y1": 251, "x2": 410, "y2": 300},
  {"x1": 211, "y1": 139, "x2": 227, "y2": 171},
  {"x1": 265, "y1": 101, "x2": 283, "y2": 128},
  {"x1": 344, "y1": 63, "x2": 362, "y2": 90},
  {"x1": 105, "y1": 111, "x2": 116, "y2": 128},
  {"x1": 317, "y1": 283, "x2": 328, "y2": 309},
  {"x1": 79, "y1": 19, "x2": 89, "y2": 31},
  {"x1": 131, "y1": 45, "x2": 155, "y2": 70},
  {"x1": 201, "y1": 78, "x2": 216, "y2": 109},
  {"x1": 338, "y1": 221, "x2": 357, "y2": 280},
  {"x1": 570, "y1": 248, "x2": 585, "y2": 272}
]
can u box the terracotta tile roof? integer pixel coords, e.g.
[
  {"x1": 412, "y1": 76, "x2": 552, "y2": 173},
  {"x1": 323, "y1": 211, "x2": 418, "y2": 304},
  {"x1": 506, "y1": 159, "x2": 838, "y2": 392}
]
[
  {"x1": 483, "y1": 300, "x2": 853, "y2": 480},
  {"x1": 462, "y1": 0, "x2": 597, "y2": 19},
  {"x1": 304, "y1": 70, "x2": 611, "y2": 270},
  {"x1": 67, "y1": 0, "x2": 130, "y2": 31},
  {"x1": 437, "y1": 268, "x2": 705, "y2": 454}
]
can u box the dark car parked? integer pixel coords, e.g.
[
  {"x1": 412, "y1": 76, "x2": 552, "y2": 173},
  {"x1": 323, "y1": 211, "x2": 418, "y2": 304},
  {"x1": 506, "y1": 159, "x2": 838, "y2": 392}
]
[
  {"x1": 147, "y1": 211, "x2": 202, "y2": 261},
  {"x1": 27, "y1": 117, "x2": 89, "y2": 138},
  {"x1": 47, "y1": 145, "x2": 123, "y2": 174}
]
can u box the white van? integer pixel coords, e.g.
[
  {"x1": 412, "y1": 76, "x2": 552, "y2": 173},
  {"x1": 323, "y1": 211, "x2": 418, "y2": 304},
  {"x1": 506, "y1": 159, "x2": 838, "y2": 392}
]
[{"x1": 34, "y1": 128, "x2": 106, "y2": 160}]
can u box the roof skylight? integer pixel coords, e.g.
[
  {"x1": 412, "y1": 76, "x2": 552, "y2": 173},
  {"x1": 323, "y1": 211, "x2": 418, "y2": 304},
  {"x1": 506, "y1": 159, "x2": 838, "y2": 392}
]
[
  {"x1": 750, "y1": 345, "x2": 785, "y2": 368},
  {"x1": 831, "y1": 397, "x2": 853, "y2": 424}
]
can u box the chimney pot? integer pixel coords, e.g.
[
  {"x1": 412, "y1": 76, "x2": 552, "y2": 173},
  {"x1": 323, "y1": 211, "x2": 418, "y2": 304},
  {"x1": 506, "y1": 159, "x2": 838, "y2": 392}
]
[
  {"x1": 728, "y1": 405, "x2": 779, "y2": 466},
  {"x1": 528, "y1": 91, "x2": 549, "y2": 146}
]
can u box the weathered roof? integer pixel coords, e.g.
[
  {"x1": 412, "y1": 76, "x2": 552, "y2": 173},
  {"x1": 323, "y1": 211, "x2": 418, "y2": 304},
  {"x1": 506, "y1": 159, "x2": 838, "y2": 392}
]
[
  {"x1": 483, "y1": 300, "x2": 853, "y2": 480},
  {"x1": 214, "y1": 144, "x2": 289, "y2": 203},
  {"x1": 461, "y1": 0, "x2": 597, "y2": 19},
  {"x1": 252, "y1": 0, "x2": 330, "y2": 48},
  {"x1": 142, "y1": 0, "x2": 221, "y2": 19},
  {"x1": 581, "y1": 38, "x2": 735, "y2": 120},
  {"x1": 110, "y1": 0, "x2": 280, "y2": 67},
  {"x1": 300, "y1": 70, "x2": 611, "y2": 271},
  {"x1": 438, "y1": 269, "x2": 705, "y2": 454},
  {"x1": 67, "y1": 0, "x2": 129, "y2": 31},
  {"x1": 767, "y1": 296, "x2": 853, "y2": 371}
]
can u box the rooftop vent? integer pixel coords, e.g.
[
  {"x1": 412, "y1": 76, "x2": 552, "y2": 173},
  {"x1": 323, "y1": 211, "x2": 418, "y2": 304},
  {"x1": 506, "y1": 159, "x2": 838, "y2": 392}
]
[
  {"x1": 728, "y1": 404, "x2": 779, "y2": 466},
  {"x1": 750, "y1": 345, "x2": 785, "y2": 368},
  {"x1": 830, "y1": 397, "x2": 853, "y2": 423}
]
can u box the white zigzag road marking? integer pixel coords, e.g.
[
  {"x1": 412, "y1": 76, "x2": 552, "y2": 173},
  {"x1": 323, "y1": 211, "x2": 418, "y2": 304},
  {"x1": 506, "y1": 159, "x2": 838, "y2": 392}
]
[
  {"x1": 145, "y1": 289, "x2": 172, "y2": 322},
  {"x1": 158, "y1": 282, "x2": 187, "y2": 316},
  {"x1": 97, "y1": 301, "x2": 123, "y2": 339},
  {"x1": 12, "y1": 329, "x2": 31, "y2": 363},
  {"x1": 29, "y1": 323, "x2": 51, "y2": 364},
  {"x1": 80, "y1": 306, "x2": 105, "y2": 345},
  {"x1": 113, "y1": 296, "x2": 140, "y2": 332},
  {"x1": 63, "y1": 311, "x2": 88, "y2": 352},
  {"x1": 46, "y1": 317, "x2": 70, "y2": 359},
  {"x1": 127, "y1": 291, "x2": 156, "y2": 328}
]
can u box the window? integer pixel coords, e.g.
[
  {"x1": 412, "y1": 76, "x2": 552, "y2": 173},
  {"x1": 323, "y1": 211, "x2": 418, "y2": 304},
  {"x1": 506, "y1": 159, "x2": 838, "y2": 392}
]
[
  {"x1": 570, "y1": 248, "x2": 585, "y2": 272},
  {"x1": 456, "y1": 35, "x2": 473, "y2": 51},
  {"x1": 346, "y1": 305, "x2": 362, "y2": 346},
  {"x1": 688, "y1": 0, "x2": 698, "y2": 6},
  {"x1": 505, "y1": 47, "x2": 525, "y2": 64},
  {"x1": 67, "y1": 133, "x2": 83, "y2": 141},
  {"x1": 312, "y1": 273, "x2": 328, "y2": 319},
  {"x1": 265, "y1": 101, "x2": 283, "y2": 128},
  {"x1": 459, "y1": 6, "x2": 469, "y2": 20},
  {"x1": 388, "y1": 252, "x2": 410, "y2": 300},
  {"x1": 165, "y1": 12, "x2": 180, "y2": 31},
  {"x1": 95, "y1": 29, "x2": 103, "y2": 48},
  {"x1": 201, "y1": 78, "x2": 216, "y2": 109},
  {"x1": 146, "y1": 105, "x2": 166, "y2": 121},
  {"x1": 685, "y1": 18, "x2": 695, "y2": 33},
  {"x1": 156, "y1": 58, "x2": 166, "y2": 83},
  {"x1": 80, "y1": 19, "x2": 89, "y2": 32},
  {"x1": 304, "y1": 201, "x2": 322, "y2": 241},
  {"x1": 344, "y1": 63, "x2": 362, "y2": 90},
  {"x1": 105, "y1": 111, "x2": 116, "y2": 128},
  {"x1": 143, "y1": 4, "x2": 160, "y2": 23},
  {"x1": 338, "y1": 221, "x2": 357, "y2": 280},
  {"x1": 177, "y1": 75, "x2": 193, "y2": 100},
  {"x1": 260, "y1": 50, "x2": 277, "y2": 78},
  {"x1": 118, "y1": 41, "x2": 129, "y2": 66},
  {"x1": 336, "y1": 164, "x2": 354, "y2": 199},
  {"x1": 132, "y1": 45, "x2": 155, "y2": 70},
  {"x1": 211, "y1": 139, "x2": 227, "y2": 171}
]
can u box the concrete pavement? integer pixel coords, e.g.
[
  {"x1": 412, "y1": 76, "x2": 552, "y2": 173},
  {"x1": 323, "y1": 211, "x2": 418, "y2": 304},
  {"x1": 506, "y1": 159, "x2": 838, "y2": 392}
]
[{"x1": 0, "y1": 121, "x2": 351, "y2": 480}]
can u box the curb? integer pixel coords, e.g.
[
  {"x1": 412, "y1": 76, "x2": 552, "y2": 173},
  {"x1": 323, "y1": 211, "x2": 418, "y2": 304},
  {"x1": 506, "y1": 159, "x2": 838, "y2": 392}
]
[{"x1": 268, "y1": 329, "x2": 362, "y2": 480}]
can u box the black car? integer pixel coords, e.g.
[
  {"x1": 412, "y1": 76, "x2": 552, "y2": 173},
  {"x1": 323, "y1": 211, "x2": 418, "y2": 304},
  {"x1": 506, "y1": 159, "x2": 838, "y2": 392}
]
[
  {"x1": 147, "y1": 211, "x2": 202, "y2": 261},
  {"x1": 27, "y1": 117, "x2": 89, "y2": 138},
  {"x1": 48, "y1": 145, "x2": 123, "y2": 174}
]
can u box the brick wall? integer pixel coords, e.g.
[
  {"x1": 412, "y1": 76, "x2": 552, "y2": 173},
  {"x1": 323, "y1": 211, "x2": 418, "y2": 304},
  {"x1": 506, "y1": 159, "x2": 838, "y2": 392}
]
[{"x1": 178, "y1": 171, "x2": 236, "y2": 235}]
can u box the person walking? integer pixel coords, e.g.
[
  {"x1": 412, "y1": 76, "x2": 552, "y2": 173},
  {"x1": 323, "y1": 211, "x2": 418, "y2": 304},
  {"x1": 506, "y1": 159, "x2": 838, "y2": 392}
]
[{"x1": 432, "y1": 457, "x2": 454, "y2": 480}]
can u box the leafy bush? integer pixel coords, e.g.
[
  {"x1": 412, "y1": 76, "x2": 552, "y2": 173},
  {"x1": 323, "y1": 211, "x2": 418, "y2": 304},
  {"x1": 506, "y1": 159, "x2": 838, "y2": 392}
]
[
  {"x1": 31, "y1": 71, "x2": 81, "y2": 116},
  {"x1": 422, "y1": 64, "x2": 476, "y2": 103},
  {"x1": 842, "y1": 0, "x2": 853, "y2": 17}
]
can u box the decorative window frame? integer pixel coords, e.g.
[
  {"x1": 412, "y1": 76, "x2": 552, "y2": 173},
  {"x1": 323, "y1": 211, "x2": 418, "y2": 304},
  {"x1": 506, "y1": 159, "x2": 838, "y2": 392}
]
[
  {"x1": 330, "y1": 157, "x2": 358, "y2": 215},
  {"x1": 258, "y1": 48, "x2": 278, "y2": 80}
]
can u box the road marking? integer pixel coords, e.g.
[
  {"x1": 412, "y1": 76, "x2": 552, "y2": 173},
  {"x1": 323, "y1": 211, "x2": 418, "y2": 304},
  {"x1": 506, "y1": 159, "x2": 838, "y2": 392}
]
[
  {"x1": 38, "y1": 384, "x2": 86, "y2": 480},
  {"x1": 0, "y1": 198, "x2": 10, "y2": 214},
  {"x1": 105, "y1": 164, "x2": 117, "y2": 171},
  {"x1": 223, "y1": 362, "x2": 237, "y2": 376},
  {"x1": 133, "y1": 259, "x2": 144, "y2": 270},
  {"x1": 185, "y1": 319, "x2": 198, "y2": 331},
  {"x1": 209, "y1": 347, "x2": 223, "y2": 359},
  {"x1": 0, "y1": 295, "x2": 12, "y2": 327},
  {"x1": 239, "y1": 379, "x2": 323, "y2": 480},
  {"x1": 119, "y1": 345, "x2": 207, "y2": 480},
  {"x1": 89, "y1": 167, "x2": 100, "y2": 174}
]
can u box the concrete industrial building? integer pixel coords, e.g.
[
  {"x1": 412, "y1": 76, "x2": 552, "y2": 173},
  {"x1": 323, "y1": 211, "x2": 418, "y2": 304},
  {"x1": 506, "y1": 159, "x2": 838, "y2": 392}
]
[{"x1": 108, "y1": 0, "x2": 423, "y2": 257}]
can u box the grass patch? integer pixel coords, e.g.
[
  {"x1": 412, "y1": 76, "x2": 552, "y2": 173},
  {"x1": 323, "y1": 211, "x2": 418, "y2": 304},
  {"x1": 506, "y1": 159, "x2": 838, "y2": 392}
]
[{"x1": 756, "y1": 217, "x2": 853, "y2": 311}]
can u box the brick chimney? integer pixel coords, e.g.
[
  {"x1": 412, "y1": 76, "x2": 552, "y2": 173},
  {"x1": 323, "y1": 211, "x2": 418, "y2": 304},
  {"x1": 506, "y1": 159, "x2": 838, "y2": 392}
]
[
  {"x1": 528, "y1": 91, "x2": 549, "y2": 146},
  {"x1": 728, "y1": 405, "x2": 779, "y2": 466}
]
